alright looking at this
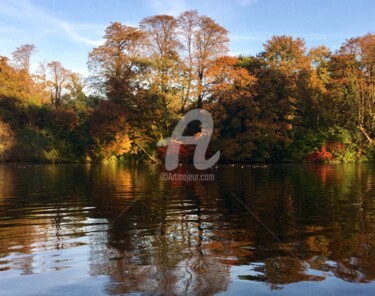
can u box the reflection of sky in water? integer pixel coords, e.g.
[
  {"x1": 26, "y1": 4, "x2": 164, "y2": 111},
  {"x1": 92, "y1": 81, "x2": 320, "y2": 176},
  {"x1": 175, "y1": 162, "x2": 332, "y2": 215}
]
[{"x1": 224, "y1": 263, "x2": 375, "y2": 296}]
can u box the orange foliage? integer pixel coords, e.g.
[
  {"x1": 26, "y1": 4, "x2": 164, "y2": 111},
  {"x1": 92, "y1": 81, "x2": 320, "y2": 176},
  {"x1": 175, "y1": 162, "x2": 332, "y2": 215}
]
[
  {"x1": 89, "y1": 100, "x2": 132, "y2": 159},
  {"x1": 207, "y1": 56, "x2": 256, "y2": 102}
]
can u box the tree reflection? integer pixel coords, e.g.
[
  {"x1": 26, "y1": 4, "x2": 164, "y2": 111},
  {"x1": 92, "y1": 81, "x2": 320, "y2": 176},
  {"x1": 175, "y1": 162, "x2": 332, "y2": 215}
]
[
  {"x1": 86, "y1": 164, "x2": 375, "y2": 293},
  {"x1": 0, "y1": 163, "x2": 375, "y2": 294},
  {"x1": 88, "y1": 165, "x2": 237, "y2": 295},
  {"x1": 226, "y1": 164, "x2": 375, "y2": 289}
]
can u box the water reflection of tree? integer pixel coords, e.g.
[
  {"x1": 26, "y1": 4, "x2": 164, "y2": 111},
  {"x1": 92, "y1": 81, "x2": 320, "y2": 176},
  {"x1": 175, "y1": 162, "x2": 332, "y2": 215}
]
[
  {"x1": 87, "y1": 165, "x2": 259, "y2": 295},
  {"x1": 299, "y1": 165, "x2": 375, "y2": 283},
  {"x1": 2, "y1": 163, "x2": 375, "y2": 293},
  {"x1": 214, "y1": 164, "x2": 375, "y2": 289}
]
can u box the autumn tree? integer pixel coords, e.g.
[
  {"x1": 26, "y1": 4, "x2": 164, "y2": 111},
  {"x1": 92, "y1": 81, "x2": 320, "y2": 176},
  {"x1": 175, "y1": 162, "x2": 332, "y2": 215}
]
[
  {"x1": 140, "y1": 14, "x2": 182, "y2": 115},
  {"x1": 307, "y1": 45, "x2": 332, "y2": 127},
  {"x1": 88, "y1": 100, "x2": 132, "y2": 160},
  {"x1": 65, "y1": 72, "x2": 85, "y2": 101},
  {"x1": 10, "y1": 44, "x2": 47, "y2": 103},
  {"x1": 329, "y1": 33, "x2": 375, "y2": 146},
  {"x1": 194, "y1": 15, "x2": 229, "y2": 107},
  {"x1": 12, "y1": 44, "x2": 36, "y2": 74},
  {"x1": 206, "y1": 56, "x2": 259, "y2": 161},
  {"x1": 0, "y1": 55, "x2": 46, "y2": 103},
  {"x1": 177, "y1": 10, "x2": 199, "y2": 112},
  {"x1": 0, "y1": 56, "x2": 26, "y2": 99},
  {"x1": 88, "y1": 22, "x2": 148, "y2": 104},
  {"x1": 261, "y1": 35, "x2": 311, "y2": 129},
  {"x1": 46, "y1": 61, "x2": 71, "y2": 106},
  {"x1": 177, "y1": 11, "x2": 229, "y2": 108},
  {"x1": 206, "y1": 56, "x2": 255, "y2": 103},
  {"x1": 63, "y1": 72, "x2": 91, "y2": 111},
  {"x1": 235, "y1": 36, "x2": 314, "y2": 161}
]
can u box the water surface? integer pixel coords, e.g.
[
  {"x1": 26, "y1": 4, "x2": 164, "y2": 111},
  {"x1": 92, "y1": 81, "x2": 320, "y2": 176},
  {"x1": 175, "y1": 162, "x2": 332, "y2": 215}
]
[{"x1": 0, "y1": 163, "x2": 375, "y2": 295}]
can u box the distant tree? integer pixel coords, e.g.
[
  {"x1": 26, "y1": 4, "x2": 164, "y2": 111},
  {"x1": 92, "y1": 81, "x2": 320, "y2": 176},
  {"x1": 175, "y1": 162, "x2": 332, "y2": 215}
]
[
  {"x1": 64, "y1": 72, "x2": 89, "y2": 111},
  {"x1": 10, "y1": 44, "x2": 47, "y2": 102},
  {"x1": 47, "y1": 61, "x2": 71, "y2": 106},
  {"x1": 0, "y1": 55, "x2": 46, "y2": 103},
  {"x1": 66, "y1": 72, "x2": 85, "y2": 101},
  {"x1": 12, "y1": 44, "x2": 36, "y2": 74}
]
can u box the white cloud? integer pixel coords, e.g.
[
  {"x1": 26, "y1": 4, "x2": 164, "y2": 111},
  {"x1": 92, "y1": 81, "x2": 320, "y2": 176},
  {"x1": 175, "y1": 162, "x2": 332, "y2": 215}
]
[
  {"x1": 61, "y1": 23, "x2": 103, "y2": 46},
  {"x1": 0, "y1": 0, "x2": 103, "y2": 47}
]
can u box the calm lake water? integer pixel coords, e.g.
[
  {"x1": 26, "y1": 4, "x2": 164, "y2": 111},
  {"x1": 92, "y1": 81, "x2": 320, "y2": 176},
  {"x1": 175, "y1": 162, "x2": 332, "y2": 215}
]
[{"x1": 0, "y1": 163, "x2": 375, "y2": 295}]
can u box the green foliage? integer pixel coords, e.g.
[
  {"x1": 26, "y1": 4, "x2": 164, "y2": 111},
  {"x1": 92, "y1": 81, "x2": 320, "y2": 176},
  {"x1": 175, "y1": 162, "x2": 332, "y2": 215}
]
[
  {"x1": 286, "y1": 129, "x2": 328, "y2": 162},
  {"x1": 326, "y1": 127, "x2": 358, "y2": 162},
  {"x1": 11, "y1": 128, "x2": 53, "y2": 162},
  {"x1": 285, "y1": 127, "x2": 368, "y2": 163},
  {"x1": 0, "y1": 98, "x2": 89, "y2": 162}
]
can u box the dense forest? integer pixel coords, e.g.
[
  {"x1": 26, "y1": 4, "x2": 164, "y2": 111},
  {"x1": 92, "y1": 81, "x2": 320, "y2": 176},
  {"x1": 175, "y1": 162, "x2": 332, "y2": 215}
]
[{"x1": 0, "y1": 10, "x2": 374, "y2": 163}]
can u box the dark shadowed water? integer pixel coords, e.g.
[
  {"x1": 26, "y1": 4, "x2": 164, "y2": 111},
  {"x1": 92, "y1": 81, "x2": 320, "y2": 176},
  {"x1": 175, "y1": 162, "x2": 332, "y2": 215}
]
[{"x1": 0, "y1": 163, "x2": 375, "y2": 295}]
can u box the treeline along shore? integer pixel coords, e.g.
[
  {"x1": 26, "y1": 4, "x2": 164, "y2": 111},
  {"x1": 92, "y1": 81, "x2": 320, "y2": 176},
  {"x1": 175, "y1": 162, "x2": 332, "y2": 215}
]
[{"x1": 1, "y1": 10, "x2": 375, "y2": 163}]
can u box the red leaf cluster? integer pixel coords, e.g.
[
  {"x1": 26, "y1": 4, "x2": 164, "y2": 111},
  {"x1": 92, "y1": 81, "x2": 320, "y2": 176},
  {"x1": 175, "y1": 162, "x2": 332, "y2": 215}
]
[{"x1": 306, "y1": 145, "x2": 333, "y2": 162}]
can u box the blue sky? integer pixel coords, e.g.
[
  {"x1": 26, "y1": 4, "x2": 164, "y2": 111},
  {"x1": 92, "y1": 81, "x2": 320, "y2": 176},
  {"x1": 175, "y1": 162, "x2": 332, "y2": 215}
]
[{"x1": 0, "y1": 0, "x2": 374, "y2": 75}]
